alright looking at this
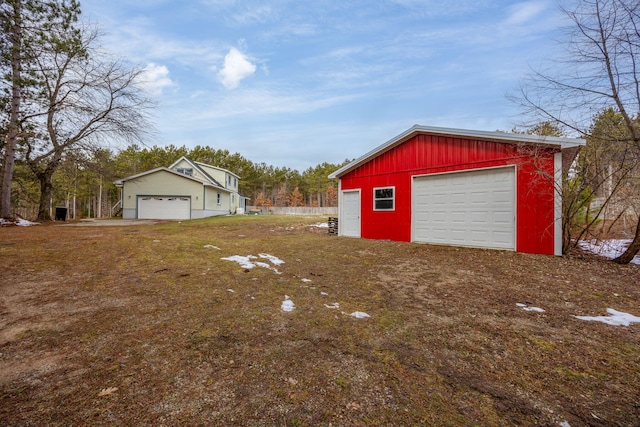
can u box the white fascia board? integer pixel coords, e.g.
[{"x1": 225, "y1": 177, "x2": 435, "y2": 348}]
[
  {"x1": 114, "y1": 167, "x2": 171, "y2": 183},
  {"x1": 204, "y1": 182, "x2": 232, "y2": 192},
  {"x1": 115, "y1": 167, "x2": 206, "y2": 185},
  {"x1": 412, "y1": 125, "x2": 586, "y2": 149},
  {"x1": 328, "y1": 124, "x2": 586, "y2": 179},
  {"x1": 168, "y1": 156, "x2": 191, "y2": 170},
  {"x1": 195, "y1": 161, "x2": 240, "y2": 179}
]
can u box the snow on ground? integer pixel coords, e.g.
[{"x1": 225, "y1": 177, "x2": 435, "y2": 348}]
[
  {"x1": 0, "y1": 218, "x2": 39, "y2": 226},
  {"x1": 221, "y1": 251, "x2": 371, "y2": 317},
  {"x1": 221, "y1": 254, "x2": 283, "y2": 273},
  {"x1": 203, "y1": 244, "x2": 221, "y2": 250},
  {"x1": 577, "y1": 239, "x2": 640, "y2": 265},
  {"x1": 516, "y1": 303, "x2": 545, "y2": 313},
  {"x1": 348, "y1": 312, "x2": 371, "y2": 319},
  {"x1": 575, "y1": 308, "x2": 640, "y2": 326},
  {"x1": 259, "y1": 253, "x2": 285, "y2": 265},
  {"x1": 309, "y1": 222, "x2": 329, "y2": 228},
  {"x1": 281, "y1": 295, "x2": 295, "y2": 312}
]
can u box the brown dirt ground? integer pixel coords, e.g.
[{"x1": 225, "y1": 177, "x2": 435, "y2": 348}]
[{"x1": 1, "y1": 215, "x2": 639, "y2": 426}]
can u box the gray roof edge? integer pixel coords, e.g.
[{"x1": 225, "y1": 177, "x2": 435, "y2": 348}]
[
  {"x1": 114, "y1": 167, "x2": 210, "y2": 185},
  {"x1": 194, "y1": 160, "x2": 240, "y2": 179},
  {"x1": 114, "y1": 167, "x2": 172, "y2": 184},
  {"x1": 328, "y1": 124, "x2": 586, "y2": 179}
]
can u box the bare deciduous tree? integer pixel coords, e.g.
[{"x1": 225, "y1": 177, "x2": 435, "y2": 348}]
[
  {"x1": 515, "y1": 0, "x2": 640, "y2": 263},
  {"x1": 23, "y1": 26, "x2": 153, "y2": 219},
  {"x1": 1, "y1": 0, "x2": 153, "y2": 221}
]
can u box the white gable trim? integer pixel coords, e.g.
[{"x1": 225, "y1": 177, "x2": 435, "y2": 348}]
[{"x1": 328, "y1": 125, "x2": 586, "y2": 179}]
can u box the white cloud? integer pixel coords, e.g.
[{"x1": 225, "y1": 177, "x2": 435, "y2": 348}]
[
  {"x1": 504, "y1": 1, "x2": 549, "y2": 26},
  {"x1": 217, "y1": 48, "x2": 257, "y2": 90},
  {"x1": 139, "y1": 63, "x2": 175, "y2": 96},
  {"x1": 189, "y1": 88, "x2": 360, "y2": 120}
]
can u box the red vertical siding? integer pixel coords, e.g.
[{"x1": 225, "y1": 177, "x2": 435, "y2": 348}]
[{"x1": 340, "y1": 134, "x2": 558, "y2": 255}]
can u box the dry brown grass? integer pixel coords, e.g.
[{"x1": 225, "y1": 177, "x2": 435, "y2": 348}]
[{"x1": 1, "y1": 215, "x2": 639, "y2": 426}]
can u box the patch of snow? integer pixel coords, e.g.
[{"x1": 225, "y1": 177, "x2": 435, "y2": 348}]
[
  {"x1": 301, "y1": 278, "x2": 312, "y2": 283},
  {"x1": 281, "y1": 295, "x2": 295, "y2": 312},
  {"x1": 221, "y1": 254, "x2": 282, "y2": 273},
  {"x1": 0, "y1": 218, "x2": 39, "y2": 226},
  {"x1": 324, "y1": 303, "x2": 340, "y2": 309},
  {"x1": 348, "y1": 311, "x2": 370, "y2": 319},
  {"x1": 221, "y1": 255, "x2": 257, "y2": 269},
  {"x1": 204, "y1": 244, "x2": 221, "y2": 250},
  {"x1": 320, "y1": 292, "x2": 328, "y2": 296},
  {"x1": 559, "y1": 422, "x2": 571, "y2": 427},
  {"x1": 259, "y1": 253, "x2": 285, "y2": 265},
  {"x1": 577, "y1": 239, "x2": 640, "y2": 265},
  {"x1": 575, "y1": 308, "x2": 640, "y2": 326},
  {"x1": 227, "y1": 289, "x2": 235, "y2": 293},
  {"x1": 517, "y1": 303, "x2": 545, "y2": 313},
  {"x1": 309, "y1": 222, "x2": 329, "y2": 228}
]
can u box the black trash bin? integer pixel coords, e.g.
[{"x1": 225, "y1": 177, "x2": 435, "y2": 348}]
[{"x1": 55, "y1": 206, "x2": 67, "y2": 221}]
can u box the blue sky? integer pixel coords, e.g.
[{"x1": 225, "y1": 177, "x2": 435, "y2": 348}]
[{"x1": 80, "y1": 0, "x2": 566, "y2": 171}]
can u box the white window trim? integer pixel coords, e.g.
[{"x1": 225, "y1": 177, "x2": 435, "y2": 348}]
[{"x1": 373, "y1": 186, "x2": 395, "y2": 211}]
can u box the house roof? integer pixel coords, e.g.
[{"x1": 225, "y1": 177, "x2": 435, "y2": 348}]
[
  {"x1": 113, "y1": 166, "x2": 229, "y2": 192},
  {"x1": 169, "y1": 156, "x2": 240, "y2": 181},
  {"x1": 328, "y1": 124, "x2": 587, "y2": 179},
  {"x1": 169, "y1": 157, "x2": 224, "y2": 187}
]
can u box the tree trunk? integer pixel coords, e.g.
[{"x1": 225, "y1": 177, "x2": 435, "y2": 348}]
[
  {"x1": 36, "y1": 171, "x2": 54, "y2": 221},
  {"x1": 613, "y1": 214, "x2": 640, "y2": 264},
  {"x1": 0, "y1": 1, "x2": 22, "y2": 218},
  {"x1": 32, "y1": 155, "x2": 62, "y2": 221}
]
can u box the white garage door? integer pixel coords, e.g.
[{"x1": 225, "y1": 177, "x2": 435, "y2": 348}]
[
  {"x1": 138, "y1": 196, "x2": 191, "y2": 220},
  {"x1": 412, "y1": 167, "x2": 515, "y2": 250}
]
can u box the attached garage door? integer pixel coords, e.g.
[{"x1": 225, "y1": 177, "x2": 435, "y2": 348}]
[
  {"x1": 412, "y1": 167, "x2": 515, "y2": 250},
  {"x1": 138, "y1": 196, "x2": 191, "y2": 220}
]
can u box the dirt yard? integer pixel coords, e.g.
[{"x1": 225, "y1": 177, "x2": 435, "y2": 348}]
[{"x1": 1, "y1": 215, "x2": 639, "y2": 426}]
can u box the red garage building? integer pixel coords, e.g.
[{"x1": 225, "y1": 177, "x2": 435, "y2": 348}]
[{"x1": 328, "y1": 125, "x2": 586, "y2": 256}]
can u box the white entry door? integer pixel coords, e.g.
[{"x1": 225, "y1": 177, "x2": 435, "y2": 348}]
[
  {"x1": 412, "y1": 167, "x2": 515, "y2": 250},
  {"x1": 341, "y1": 190, "x2": 361, "y2": 237},
  {"x1": 138, "y1": 196, "x2": 191, "y2": 220}
]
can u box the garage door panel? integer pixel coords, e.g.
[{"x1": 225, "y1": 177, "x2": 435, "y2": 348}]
[
  {"x1": 413, "y1": 167, "x2": 515, "y2": 250},
  {"x1": 450, "y1": 230, "x2": 470, "y2": 242},
  {"x1": 493, "y1": 190, "x2": 512, "y2": 203},
  {"x1": 138, "y1": 196, "x2": 191, "y2": 220},
  {"x1": 494, "y1": 230, "x2": 513, "y2": 243},
  {"x1": 450, "y1": 193, "x2": 466, "y2": 204},
  {"x1": 470, "y1": 191, "x2": 489, "y2": 203},
  {"x1": 450, "y1": 213, "x2": 466, "y2": 223},
  {"x1": 494, "y1": 211, "x2": 513, "y2": 224},
  {"x1": 470, "y1": 211, "x2": 489, "y2": 223}
]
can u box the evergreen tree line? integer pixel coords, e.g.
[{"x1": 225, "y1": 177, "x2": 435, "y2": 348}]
[{"x1": 8, "y1": 144, "x2": 351, "y2": 219}]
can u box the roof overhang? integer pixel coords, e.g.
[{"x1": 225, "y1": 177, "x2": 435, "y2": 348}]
[
  {"x1": 328, "y1": 124, "x2": 586, "y2": 179},
  {"x1": 114, "y1": 167, "x2": 225, "y2": 191}
]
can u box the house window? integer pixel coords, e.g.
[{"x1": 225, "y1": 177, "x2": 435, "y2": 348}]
[
  {"x1": 217, "y1": 193, "x2": 221, "y2": 205},
  {"x1": 374, "y1": 187, "x2": 394, "y2": 211},
  {"x1": 177, "y1": 168, "x2": 193, "y2": 176},
  {"x1": 232, "y1": 194, "x2": 235, "y2": 204}
]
